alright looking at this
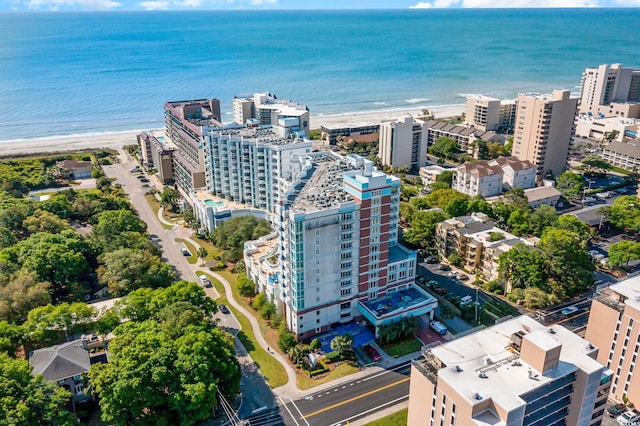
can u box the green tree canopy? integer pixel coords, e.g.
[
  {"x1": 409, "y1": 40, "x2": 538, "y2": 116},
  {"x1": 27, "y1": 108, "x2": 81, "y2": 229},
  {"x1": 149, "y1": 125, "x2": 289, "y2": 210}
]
[
  {"x1": 0, "y1": 353, "x2": 75, "y2": 425},
  {"x1": 89, "y1": 320, "x2": 240, "y2": 425},
  {"x1": 0, "y1": 272, "x2": 51, "y2": 323},
  {"x1": 429, "y1": 137, "x2": 461, "y2": 160},
  {"x1": 92, "y1": 209, "x2": 147, "y2": 242},
  {"x1": 498, "y1": 243, "x2": 547, "y2": 291},
  {"x1": 556, "y1": 172, "x2": 585, "y2": 200},
  {"x1": 330, "y1": 333, "x2": 354, "y2": 354},
  {"x1": 402, "y1": 210, "x2": 447, "y2": 249},
  {"x1": 99, "y1": 248, "x2": 177, "y2": 296},
  {"x1": 608, "y1": 240, "x2": 640, "y2": 267},
  {"x1": 209, "y1": 216, "x2": 271, "y2": 262},
  {"x1": 237, "y1": 273, "x2": 256, "y2": 298},
  {"x1": 607, "y1": 196, "x2": 640, "y2": 232}
]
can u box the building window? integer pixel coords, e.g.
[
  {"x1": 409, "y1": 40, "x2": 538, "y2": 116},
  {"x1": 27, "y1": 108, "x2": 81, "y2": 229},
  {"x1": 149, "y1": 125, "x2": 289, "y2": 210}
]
[{"x1": 340, "y1": 288, "x2": 352, "y2": 296}]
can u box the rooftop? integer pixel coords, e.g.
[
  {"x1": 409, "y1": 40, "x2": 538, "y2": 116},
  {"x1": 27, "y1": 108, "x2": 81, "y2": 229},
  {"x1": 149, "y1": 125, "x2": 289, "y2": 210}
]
[
  {"x1": 603, "y1": 139, "x2": 640, "y2": 157},
  {"x1": 457, "y1": 160, "x2": 504, "y2": 178},
  {"x1": 420, "y1": 315, "x2": 602, "y2": 412},
  {"x1": 320, "y1": 121, "x2": 381, "y2": 131},
  {"x1": 289, "y1": 153, "x2": 359, "y2": 213},
  {"x1": 489, "y1": 156, "x2": 535, "y2": 172},
  {"x1": 204, "y1": 125, "x2": 309, "y2": 147},
  {"x1": 523, "y1": 185, "x2": 562, "y2": 202},
  {"x1": 606, "y1": 274, "x2": 640, "y2": 312},
  {"x1": 361, "y1": 285, "x2": 436, "y2": 319},
  {"x1": 29, "y1": 339, "x2": 90, "y2": 382},
  {"x1": 421, "y1": 119, "x2": 503, "y2": 142}
]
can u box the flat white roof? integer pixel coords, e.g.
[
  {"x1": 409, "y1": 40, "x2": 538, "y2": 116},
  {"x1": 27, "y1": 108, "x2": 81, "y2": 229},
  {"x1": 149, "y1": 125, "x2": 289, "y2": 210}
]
[
  {"x1": 610, "y1": 274, "x2": 640, "y2": 311},
  {"x1": 431, "y1": 316, "x2": 602, "y2": 412}
]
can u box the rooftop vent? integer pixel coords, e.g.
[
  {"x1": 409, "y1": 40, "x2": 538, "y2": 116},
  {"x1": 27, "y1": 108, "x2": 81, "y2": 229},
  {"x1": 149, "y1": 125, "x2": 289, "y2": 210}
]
[
  {"x1": 511, "y1": 360, "x2": 521, "y2": 367},
  {"x1": 548, "y1": 327, "x2": 556, "y2": 334},
  {"x1": 455, "y1": 365, "x2": 463, "y2": 373},
  {"x1": 472, "y1": 392, "x2": 483, "y2": 401},
  {"x1": 478, "y1": 372, "x2": 488, "y2": 379}
]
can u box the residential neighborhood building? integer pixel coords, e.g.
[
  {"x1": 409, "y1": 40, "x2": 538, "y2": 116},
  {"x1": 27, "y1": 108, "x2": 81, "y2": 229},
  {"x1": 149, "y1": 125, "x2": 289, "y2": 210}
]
[
  {"x1": 419, "y1": 119, "x2": 505, "y2": 155},
  {"x1": 319, "y1": 121, "x2": 380, "y2": 146},
  {"x1": 579, "y1": 63, "x2": 640, "y2": 118},
  {"x1": 522, "y1": 185, "x2": 562, "y2": 208},
  {"x1": 451, "y1": 160, "x2": 504, "y2": 197},
  {"x1": 451, "y1": 156, "x2": 535, "y2": 198},
  {"x1": 465, "y1": 95, "x2": 517, "y2": 132},
  {"x1": 419, "y1": 165, "x2": 450, "y2": 188},
  {"x1": 233, "y1": 92, "x2": 309, "y2": 136},
  {"x1": 408, "y1": 316, "x2": 611, "y2": 426},
  {"x1": 602, "y1": 138, "x2": 640, "y2": 172},
  {"x1": 55, "y1": 159, "x2": 93, "y2": 179},
  {"x1": 435, "y1": 213, "x2": 535, "y2": 283},
  {"x1": 379, "y1": 116, "x2": 428, "y2": 170},
  {"x1": 511, "y1": 90, "x2": 578, "y2": 179},
  {"x1": 585, "y1": 275, "x2": 640, "y2": 407},
  {"x1": 246, "y1": 153, "x2": 435, "y2": 340}
]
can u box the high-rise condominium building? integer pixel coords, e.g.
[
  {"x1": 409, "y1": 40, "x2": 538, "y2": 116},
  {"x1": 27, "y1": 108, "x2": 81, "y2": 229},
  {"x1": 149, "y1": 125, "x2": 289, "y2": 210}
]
[
  {"x1": 201, "y1": 126, "x2": 312, "y2": 214},
  {"x1": 233, "y1": 92, "x2": 310, "y2": 136},
  {"x1": 379, "y1": 116, "x2": 428, "y2": 170},
  {"x1": 408, "y1": 316, "x2": 611, "y2": 426},
  {"x1": 164, "y1": 99, "x2": 222, "y2": 199},
  {"x1": 275, "y1": 153, "x2": 436, "y2": 339},
  {"x1": 465, "y1": 95, "x2": 517, "y2": 132},
  {"x1": 580, "y1": 64, "x2": 640, "y2": 117},
  {"x1": 511, "y1": 90, "x2": 578, "y2": 179},
  {"x1": 585, "y1": 275, "x2": 640, "y2": 406}
]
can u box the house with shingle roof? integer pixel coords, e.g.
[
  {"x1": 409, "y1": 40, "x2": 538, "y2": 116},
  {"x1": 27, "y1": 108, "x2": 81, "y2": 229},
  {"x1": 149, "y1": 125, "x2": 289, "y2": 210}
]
[
  {"x1": 29, "y1": 339, "x2": 92, "y2": 403},
  {"x1": 453, "y1": 156, "x2": 537, "y2": 197},
  {"x1": 55, "y1": 159, "x2": 93, "y2": 179}
]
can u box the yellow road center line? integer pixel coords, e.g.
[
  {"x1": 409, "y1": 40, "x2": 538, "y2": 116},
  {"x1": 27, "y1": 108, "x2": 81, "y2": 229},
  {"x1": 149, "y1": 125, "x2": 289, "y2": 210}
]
[{"x1": 303, "y1": 376, "x2": 411, "y2": 419}]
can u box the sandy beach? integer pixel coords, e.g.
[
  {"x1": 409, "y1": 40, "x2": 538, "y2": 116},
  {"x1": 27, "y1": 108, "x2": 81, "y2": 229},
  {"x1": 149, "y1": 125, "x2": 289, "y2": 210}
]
[{"x1": 0, "y1": 104, "x2": 464, "y2": 157}]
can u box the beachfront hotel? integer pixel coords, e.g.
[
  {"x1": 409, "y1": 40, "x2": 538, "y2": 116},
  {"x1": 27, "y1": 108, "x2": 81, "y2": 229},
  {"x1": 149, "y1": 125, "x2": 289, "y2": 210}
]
[
  {"x1": 233, "y1": 92, "x2": 310, "y2": 135},
  {"x1": 511, "y1": 90, "x2": 578, "y2": 179},
  {"x1": 585, "y1": 275, "x2": 640, "y2": 407},
  {"x1": 245, "y1": 153, "x2": 436, "y2": 340},
  {"x1": 379, "y1": 116, "x2": 428, "y2": 171},
  {"x1": 579, "y1": 63, "x2": 640, "y2": 118},
  {"x1": 164, "y1": 99, "x2": 222, "y2": 199},
  {"x1": 464, "y1": 95, "x2": 517, "y2": 132},
  {"x1": 407, "y1": 316, "x2": 611, "y2": 426}
]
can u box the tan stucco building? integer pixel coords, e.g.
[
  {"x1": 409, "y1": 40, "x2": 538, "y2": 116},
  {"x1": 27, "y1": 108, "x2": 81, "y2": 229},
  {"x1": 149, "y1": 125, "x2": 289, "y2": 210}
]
[
  {"x1": 511, "y1": 90, "x2": 578, "y2": 179},
  {"x1": 465, "y1": 95, "x2": 517, "y2": 132},
  {"x1": 408, "y1": 316, "x2": 611, "y2": 426},
  {"x1": 585, "y1": 275, "x2": 640, "y2": 406}
]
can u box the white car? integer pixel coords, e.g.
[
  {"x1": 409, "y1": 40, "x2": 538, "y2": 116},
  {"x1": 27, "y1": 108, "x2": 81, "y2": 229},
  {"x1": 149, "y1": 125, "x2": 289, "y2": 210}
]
[
  {"x1": 617, "y1": 410, "x2": 640, "y2": 425},
  {"x1": 199, "y1": 275, "x2": 212, "y2": 288},
  {"x1": 460, "y1": 295, "x2": 474, "y2": 306}
]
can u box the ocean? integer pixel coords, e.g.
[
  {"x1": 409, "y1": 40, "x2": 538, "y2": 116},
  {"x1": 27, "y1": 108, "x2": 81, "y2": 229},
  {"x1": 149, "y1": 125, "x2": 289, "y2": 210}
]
[{"x1": 0, "y1": 8, "x2": 639, "y2": 141}]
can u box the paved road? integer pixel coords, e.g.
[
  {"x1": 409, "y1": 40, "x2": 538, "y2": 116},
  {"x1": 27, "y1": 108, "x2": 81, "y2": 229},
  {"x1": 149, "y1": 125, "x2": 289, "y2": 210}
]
[
  {"x1": 280, "y1": 362, "x2": 412, "y2": 426},
  {"x1": 418, "y1": 261, "x2": 496, "y2": 308}
]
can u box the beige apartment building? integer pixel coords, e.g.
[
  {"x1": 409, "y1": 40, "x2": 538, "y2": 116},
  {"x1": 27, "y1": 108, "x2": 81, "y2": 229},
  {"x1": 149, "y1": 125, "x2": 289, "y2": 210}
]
[
  {"x1": 465, "y1": 95, "x2": 517, "y2": 132},
  {"x1": 408, "y1": 316, "x2": 611, "y2": 426},
  {"x1": 585, "y1": 275, "x2": 640, "y2": 406},
  {"x1": 580, "y1": 63, "x2": 640, "y2": 117},
  {"x1": 435, "y1": 213, "x2": 534, "y2": 283},
  {"x1": 379, "y1": 116, "x2": 428, "y2": 170},
  {"x1": 511, "y1": 90, "x2": 578, "y2": 179}
]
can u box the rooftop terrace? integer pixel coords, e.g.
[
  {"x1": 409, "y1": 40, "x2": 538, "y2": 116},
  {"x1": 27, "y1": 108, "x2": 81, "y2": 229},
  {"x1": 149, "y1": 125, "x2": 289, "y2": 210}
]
[{"x1": 361, "y1": 286, "x2": 436, "y2": 319}]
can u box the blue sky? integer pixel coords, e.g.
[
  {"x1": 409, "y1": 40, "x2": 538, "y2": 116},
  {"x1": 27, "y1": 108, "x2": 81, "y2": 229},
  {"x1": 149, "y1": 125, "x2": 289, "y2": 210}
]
[{"x1": 4, "y1": 0, "x2": 640, "y2": 12}]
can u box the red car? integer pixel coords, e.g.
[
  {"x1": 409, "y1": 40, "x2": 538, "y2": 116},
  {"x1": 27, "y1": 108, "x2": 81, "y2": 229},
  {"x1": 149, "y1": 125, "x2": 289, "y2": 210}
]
[{"x1": 364, "y1": 344, "x2": 381, "y2": 361}]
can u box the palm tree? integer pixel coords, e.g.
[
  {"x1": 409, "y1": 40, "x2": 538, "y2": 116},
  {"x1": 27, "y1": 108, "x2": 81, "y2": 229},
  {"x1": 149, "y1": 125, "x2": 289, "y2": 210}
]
[{"x1": 197, "y1": 247, "x2": 208, "y2": 266}]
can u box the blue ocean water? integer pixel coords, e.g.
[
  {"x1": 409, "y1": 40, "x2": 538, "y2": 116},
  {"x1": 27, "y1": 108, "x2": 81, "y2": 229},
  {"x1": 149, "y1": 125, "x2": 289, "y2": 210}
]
[{"x1": 0, "y1": 8, "x2": 639, "y2": 141}]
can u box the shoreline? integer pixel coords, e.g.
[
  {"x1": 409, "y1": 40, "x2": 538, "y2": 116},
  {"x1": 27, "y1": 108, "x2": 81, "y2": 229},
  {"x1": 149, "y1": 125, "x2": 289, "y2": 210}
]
[{"x1": 0, "y1": 103, "x2": 465, "y2": 157}]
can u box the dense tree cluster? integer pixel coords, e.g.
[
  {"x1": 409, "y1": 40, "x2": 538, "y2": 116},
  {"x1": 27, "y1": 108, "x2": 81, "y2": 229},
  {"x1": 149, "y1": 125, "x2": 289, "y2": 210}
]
[
  {"x1": 209, "y1": 216, "x2": 271, "y2": 262},
  {"x1": 86, "y1": 282, "x2": 240, "y2": 426}
]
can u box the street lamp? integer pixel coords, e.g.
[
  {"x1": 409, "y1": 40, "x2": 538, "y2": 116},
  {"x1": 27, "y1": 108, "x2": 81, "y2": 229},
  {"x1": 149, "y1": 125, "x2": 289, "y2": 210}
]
[{"x1": 582, "y1": 179, "x2": 594, "y2": 205}]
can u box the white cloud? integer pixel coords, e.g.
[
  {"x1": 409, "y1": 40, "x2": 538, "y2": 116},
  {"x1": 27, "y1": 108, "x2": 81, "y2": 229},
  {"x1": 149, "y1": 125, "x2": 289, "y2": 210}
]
[
  {"x1": 611, "y1": 0, "x2": 640, "y2": 5},
  {"x1": 411, "y1": 0, "x2": 599, "y2": 6},
  {"x1": 27, "y1": 0, "x2": 121, "y2": 9},
  {"x1": 139, "y1": 0, "x2": 169, "y2": 9}
]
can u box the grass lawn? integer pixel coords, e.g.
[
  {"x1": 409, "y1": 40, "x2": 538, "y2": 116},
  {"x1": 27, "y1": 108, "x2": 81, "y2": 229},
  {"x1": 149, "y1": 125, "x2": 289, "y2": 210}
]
[
  {"x1": 203, "y1": 273, "x2": 288, "y2": 388},
  {"x1": 379, "y1": 338, "x2": 422, "y2": 358},
  {"x1": 296, "y1": 362, "x2": 360, "y2": 391},
  {"x1": 364, "y1": 408, "x2": 408, "y2": 426},
  {"x1": 191, "y1": 235, "x2": 223, "y2": 262},
  {"x1": 144, "y1": 194, "x2": 174, "y2": 230},
  {"x1": 175, "y1": 238, "x2": 198, "y2": 264}
]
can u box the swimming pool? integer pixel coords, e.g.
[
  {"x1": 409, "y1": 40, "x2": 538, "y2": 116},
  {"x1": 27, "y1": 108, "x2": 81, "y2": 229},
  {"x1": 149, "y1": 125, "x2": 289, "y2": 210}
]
[{"x1": 204, "y1": 199, "x2": 225, "y2": 208}]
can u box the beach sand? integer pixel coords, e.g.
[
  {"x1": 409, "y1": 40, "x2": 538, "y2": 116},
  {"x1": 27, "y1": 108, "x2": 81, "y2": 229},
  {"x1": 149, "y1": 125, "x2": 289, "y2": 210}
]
[{"x1": 0, "y1": 104, "x2": 464, "y2": 157}]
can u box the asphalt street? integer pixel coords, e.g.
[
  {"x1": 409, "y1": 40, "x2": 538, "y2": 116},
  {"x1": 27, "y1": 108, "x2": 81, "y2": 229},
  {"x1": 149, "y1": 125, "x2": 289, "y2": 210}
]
[{"x1": 280, "y1": 362, "x2": 411, "y2": 426}]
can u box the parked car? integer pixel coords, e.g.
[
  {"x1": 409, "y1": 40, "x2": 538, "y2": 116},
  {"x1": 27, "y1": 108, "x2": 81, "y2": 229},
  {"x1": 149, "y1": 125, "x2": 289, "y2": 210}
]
[
  {"x1": 561, "y1": 306, "x2": 579, "y2": 316},
  {"x1": 460, "y1": 295, "x2": 474, "y2": 306},
  {"x1": 219, "y1": 304, "x2": 230, "y2": 314},
  {"x1": 199, "y1": 275, "x2": 212, "y2": 288},
  {"x1": 363, "y1": 344, "x2": 381, "y2": 361},
  {"x1": 129, "y1": 166, "x2": 140, "y2": 173},
  {"x1": 140, "y1": 178, "x2": 150, "y2": 183},
  {"x1": 608, "y1": 403, "x2": 627, "y2": 418},
  {"x1": 447, "y1": 271, "x2": 457, "y2": 277},
  {"x1": 435, "y1": 287, "x2": 448, "y2": 296},
  {"x1": 427, "y1": 280, "x2": 439, "y2": 287},
  {"x1": 617, "y1": 410, "x2": 640, "y2": 425},
  {"x1": 458, "y1": 274, "x2": 470, "y2": 281},
  {"x1": 425, "y1": 256, "x2": 438, "y2": 264},
  {"x1": 439, "y1": 264, "x2": 451, "y2": 271},
  {"x1": 136, "y1": 175, "x2": 146, "y2": 180}
]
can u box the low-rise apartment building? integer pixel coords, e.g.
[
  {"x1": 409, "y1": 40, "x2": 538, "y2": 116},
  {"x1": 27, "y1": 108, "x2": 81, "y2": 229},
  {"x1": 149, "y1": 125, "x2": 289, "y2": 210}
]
[
  {"x1": 575, "y1": 115, "x2": 640, "y2": 142},
  {"x1": 435, "y1": 213, "x2": 535, "y2": 283},
  {"x1": 420, "y1": 119, "x2": 505, "y2": 154},
  {"x1": 419, "y1": 165, "x2": 450, "y2": 188},
  {"x1": 602, "y1": 139, "x2": 640, "y2": 172},
  {"x1": 585, "y1": 275, "x2": 640, "y2": 406},
  {"x1": 451, "y1": 156, "x2": 535, "y2": 198},
  {"x1": 319, "y1": 121, "x2": 380, "y2": 146},
  {"x1": 408, "y1": 316, "x2": 611, "y2": 426}
]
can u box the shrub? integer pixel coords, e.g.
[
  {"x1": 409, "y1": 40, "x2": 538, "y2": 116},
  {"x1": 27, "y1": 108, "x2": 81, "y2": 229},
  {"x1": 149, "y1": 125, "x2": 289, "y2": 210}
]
[
  {"x1": 278, "y1": 330, "x2": 297, "y2": 353},
  {"x1": 309, "y1": 338, "x2": 321, "y2": 351}
]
